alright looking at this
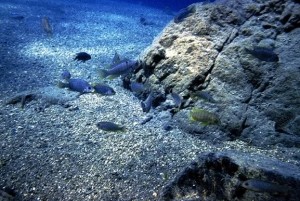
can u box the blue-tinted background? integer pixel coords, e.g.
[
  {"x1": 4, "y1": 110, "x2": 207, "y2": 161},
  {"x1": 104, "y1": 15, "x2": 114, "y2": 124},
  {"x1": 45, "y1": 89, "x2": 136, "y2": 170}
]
[
  {"x1": 123, "y1": 0, "x2": 214, "y2": 10},
  {"x1": 80, "y1": 0, "x2": 214, "y2": 11}
]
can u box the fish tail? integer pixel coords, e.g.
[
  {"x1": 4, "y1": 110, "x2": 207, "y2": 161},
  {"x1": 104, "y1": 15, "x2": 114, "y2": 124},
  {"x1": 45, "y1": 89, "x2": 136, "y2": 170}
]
[
  {"x1": 99, "y1": 69, "x2": 109, "y2": 79},
  {"x1": 141, "y1": 101, "x2": 150, "y2": 113},
  {"x1": 57, "y1": 81, "x2": 68, "y2": 88}
]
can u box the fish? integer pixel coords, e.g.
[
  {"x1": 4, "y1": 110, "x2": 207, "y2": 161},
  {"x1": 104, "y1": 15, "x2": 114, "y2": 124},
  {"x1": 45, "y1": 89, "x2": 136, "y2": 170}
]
[
  {"x1": 189, "y1": 108, "x2": 220, "y2": 125},
  {"x1": 174, "y1": 5, "x2": 196, "y2": 23},
  {"x1": 130, "y1": 82, "x2": 144, "y2": 93},
  {"x1": 99, "y1": 60, "x2": 137, "y2": 79},
  {"x1": 139, "y1": 16, "x2": 154, "y2": 26},
  {"x1": 41, "y1": 16, "x2": 52, "y2": 35},
  {"x1": 141, "y1": 92, "x2": 154, "y2": 113},
  {"x1": 61, "y1": 70, "x2": 71, "y2": 80},
  {"x1": 245, "y1": 47, "x2": 279, "y2": 62},
  {"x1": 193, "y1": 91, "x2": 217, "y2": 103},
  {"x1": 241, "y1": 179, "x2": 291, "y2": 195},
  {"x1": 74, "y1": 52, "x2": 91, "y2": 62},
  {"x1": 6, "y1": 93, "x2": 36, "y2": 109},
  {"x1": 10, "y1": 15, "x2": 25, "y2": 20},
  {"x1": 96, "y1": 121, "x2": 125, "y2": 132},
  {"x1": 58, "y1": 78, "x2": 93, "y2": 93},
  {"x1": 93, "y1": 83, "x2": 115, "y2": 95},
  {"x1": 111, "y1": 51, "x2": 121, "y2": 66},
  {"x1": 171, "y1": 92, "x2": 182, "y2": 108}
]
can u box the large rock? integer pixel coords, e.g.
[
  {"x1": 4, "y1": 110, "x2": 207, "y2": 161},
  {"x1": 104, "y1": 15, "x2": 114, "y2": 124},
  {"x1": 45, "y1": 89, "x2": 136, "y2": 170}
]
[
  {"x1": 159, "y1": 151, "x2": 300, "y2": 201},
  {"x1": 127, "y1": 0, "x2": 300, "y2": 147}
]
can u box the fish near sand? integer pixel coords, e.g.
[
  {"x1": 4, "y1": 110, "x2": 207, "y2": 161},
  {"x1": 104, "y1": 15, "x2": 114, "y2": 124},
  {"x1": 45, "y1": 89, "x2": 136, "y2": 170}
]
[
  {"x1": 111, "y1": 51, "x2": 121, "y2": 66},
  {"x1": 58, "y1": 78, "x2": 93, "y2": 94},
  {"x1": 61, "y1": 70, "x2": 71, "y2": 80},
  {"x1": 93, "y1": 83, "x2": 115, "y2": 95},
  {"x1": 189, "y1": 107, "x2": 220, "y2": 125},
  {"x1": 241, "y1": 179, "x2": 291, "y2": 195},
  {"x1": 245, "y1": 47, "x2": 279, "y2": 62},
  {"x1": 99, "y1": 60, "x2": 137, "y2": 79},
  {"x1": 141, "y1": 92, "x2": 154, "y2": 113},
  {"x1": 74, "y1": 52, "x2": 91, "y2": 62},
  {"x1": 41, "y1": 16, "x2": 53, "y2": 36},
  {"x1": 96, "y1": 121, "x2": 125, "y2": 132}
]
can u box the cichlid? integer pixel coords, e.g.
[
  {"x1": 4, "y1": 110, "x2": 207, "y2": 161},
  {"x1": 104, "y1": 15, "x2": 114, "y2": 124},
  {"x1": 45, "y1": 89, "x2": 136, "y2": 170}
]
[
  {"x1": 99, "y1": 60, "x2": 137, "y2": 79},
  {"x1": 245, "y1": 47, "x2": 279, "y2": 62},
  {"x1": 174, "y1": 5, "x2": 196, "y2": 23},
  {"x1": 61, "y1": 70, "x2": 71, "y2": 80},
  {"x1": 74, "y1": 52, "x2": 91, "y2": 62},
  {"x1": 241, "y1": 179, "x2": 291, "y2": 195},
  {"x1": 193, "y1": 91, "x2": 217, "y2": 103},
  {"x1": 130, "y1": 82, "x2": 144, "y2": 93},
  {"x1": 93, "y1": 83, "x2": 115, "y2": 95},
  {"x1": 111, "y1": 51, "x2": 121, "y2": 66},
  {"x1": 58, "y1": 78, "x2": 93, "y2": 93},
  {"x1": 96, "y1": 121, "x2": 124, "y2": 132},
  {"x1": 171, "y1": 92, "x2": 182, "y2": 108},
  {"x1": 141, "y1": 92, "x2": 154, "y2": 113},
  {"x1": 189, "y1": 108, "x2": 220, "y2": 125}
]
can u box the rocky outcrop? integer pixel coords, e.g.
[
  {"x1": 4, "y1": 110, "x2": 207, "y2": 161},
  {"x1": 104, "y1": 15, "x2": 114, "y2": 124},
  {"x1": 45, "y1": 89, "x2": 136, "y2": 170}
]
[
  {"x1": 126, "y1": 0, "x2": 300, "y2": 147},
  {"x1": 159, "y1": 151, "x2": 300, "y2": 201}
]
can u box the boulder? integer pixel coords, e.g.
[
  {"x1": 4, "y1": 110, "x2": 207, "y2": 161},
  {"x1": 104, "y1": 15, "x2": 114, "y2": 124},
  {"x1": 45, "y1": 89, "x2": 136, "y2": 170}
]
[
  {"x1": 159, "y1": 151, "x2": 300, "y2": 201},
  {"x1": 126, "y1": 0, "x2": 300, "y2": 147}
]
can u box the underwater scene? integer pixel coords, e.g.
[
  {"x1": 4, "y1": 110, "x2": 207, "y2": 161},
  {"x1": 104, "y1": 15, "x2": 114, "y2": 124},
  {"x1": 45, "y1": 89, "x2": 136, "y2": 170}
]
[{"x1": 0, "y1": 0, "x2": 300, "y2": 200}]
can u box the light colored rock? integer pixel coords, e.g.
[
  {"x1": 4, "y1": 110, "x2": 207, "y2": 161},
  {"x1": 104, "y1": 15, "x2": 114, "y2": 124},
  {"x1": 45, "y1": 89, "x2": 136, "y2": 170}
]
[{"x1": 130, "y1": 0, "x2": 300, "y2": 147}]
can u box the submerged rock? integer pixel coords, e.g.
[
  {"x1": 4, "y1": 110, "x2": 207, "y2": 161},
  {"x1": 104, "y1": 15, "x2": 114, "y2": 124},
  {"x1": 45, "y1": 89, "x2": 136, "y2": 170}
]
[
  {"x1": 128, "y1": 0, "x2": 300, "y2": 147},
  {"x1": 159, "y1": 151, "x2": 300, "y2": 201}
]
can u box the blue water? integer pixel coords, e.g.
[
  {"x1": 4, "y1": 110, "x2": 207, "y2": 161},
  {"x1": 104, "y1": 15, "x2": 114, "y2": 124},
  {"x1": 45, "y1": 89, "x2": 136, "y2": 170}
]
[
  {"x1": 82, "y1": 0, "x2": 215, "y2": 11},
  {"x1": 122, "y1": 0, "x2": 213, "y2": 10}
]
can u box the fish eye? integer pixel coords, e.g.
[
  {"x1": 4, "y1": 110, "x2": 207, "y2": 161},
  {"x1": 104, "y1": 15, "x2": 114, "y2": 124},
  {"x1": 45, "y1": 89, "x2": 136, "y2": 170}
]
[{"x1": 244, "y1": 182, "x2": 249, "y2": 186}]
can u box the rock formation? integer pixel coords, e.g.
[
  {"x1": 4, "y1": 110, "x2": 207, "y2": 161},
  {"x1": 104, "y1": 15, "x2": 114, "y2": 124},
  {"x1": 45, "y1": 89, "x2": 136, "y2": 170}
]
[
  {"x1": 126, "y1": 0, "x2": 300, "y2": 147},
  {"x1": 159, "y1": 151, "x2": 300, "y2": 201}
]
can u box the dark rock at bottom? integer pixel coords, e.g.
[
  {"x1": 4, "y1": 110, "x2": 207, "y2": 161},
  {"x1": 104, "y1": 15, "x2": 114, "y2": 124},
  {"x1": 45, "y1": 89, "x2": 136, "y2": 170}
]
[{"x1": 159, "y1": 151, "x2": 300, "y2": 201}]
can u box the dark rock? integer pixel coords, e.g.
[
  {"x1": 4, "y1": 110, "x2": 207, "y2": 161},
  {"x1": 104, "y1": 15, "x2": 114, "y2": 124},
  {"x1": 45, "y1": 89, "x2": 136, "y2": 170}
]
[{"x1": 159, "y1": 151, "x2": 300, "y2": 201}]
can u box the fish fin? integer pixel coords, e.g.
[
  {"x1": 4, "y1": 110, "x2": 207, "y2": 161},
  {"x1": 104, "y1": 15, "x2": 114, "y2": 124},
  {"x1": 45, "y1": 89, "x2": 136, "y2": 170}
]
[
  {"x1": 189, "y1": 114, "x2": 195, "y2": 122},
  {"x1": 107, "y1": 75, "x2": 119, "y2": 80},
  {"x1": 98, "y1": 69, "x2": 108, "y2": 79},
  {"x1": 111, "y1": 51, "x2": 121, "y2": 66},
  {"x1": 57, "y1": 81, "x2": 68, "y2": 88}
]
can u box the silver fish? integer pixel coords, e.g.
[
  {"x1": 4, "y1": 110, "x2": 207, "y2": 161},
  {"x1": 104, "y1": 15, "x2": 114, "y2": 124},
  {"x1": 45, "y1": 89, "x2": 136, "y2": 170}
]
[{"x1": 99, "y1": 60, "x2": 137, "y2": 79}]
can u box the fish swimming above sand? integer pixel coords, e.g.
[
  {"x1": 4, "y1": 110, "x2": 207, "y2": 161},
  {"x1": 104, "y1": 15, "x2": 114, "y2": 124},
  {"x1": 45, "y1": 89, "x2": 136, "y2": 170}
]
[
  {"x1": 74, "y1": 52, "x2": 91, "y2": 62},
  {"x1": 99, "y1": 60, "x2": 137, "y2": 79},
  {"x1": 93, "y1": 83, "x2": 116, "y2": 95},
  {"x1": 96, "y1": 121, "x2": 125, "y2": 132},
  {"x1": 58, "y1": 78, "x2": 93, "y2": 94},
  {"x1": 111, "y1": 51, "x2": 121, "y2": 66},
  {"x1": 41, "y1": 16, "x2": 53, "y2": 36},
  {"x1": 61, "y1": 70, "x2": 71, "y2": 80}
]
